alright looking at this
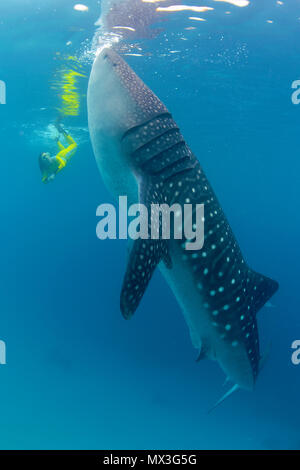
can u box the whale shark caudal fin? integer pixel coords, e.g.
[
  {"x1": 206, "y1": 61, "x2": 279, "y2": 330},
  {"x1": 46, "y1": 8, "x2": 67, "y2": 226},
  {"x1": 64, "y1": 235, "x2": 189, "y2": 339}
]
[
  {"x1": 209, "y1": 344, "x2": 272, "y2": 412},
  {"x1": 208, "y1": 384, "x2": 240, "y2": 414}
]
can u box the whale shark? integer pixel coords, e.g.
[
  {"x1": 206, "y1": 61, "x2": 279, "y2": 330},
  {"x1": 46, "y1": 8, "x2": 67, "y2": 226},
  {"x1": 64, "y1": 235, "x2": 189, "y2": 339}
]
[{"x1": 87, "y1": 48, "x2": 278, "y2": 401}]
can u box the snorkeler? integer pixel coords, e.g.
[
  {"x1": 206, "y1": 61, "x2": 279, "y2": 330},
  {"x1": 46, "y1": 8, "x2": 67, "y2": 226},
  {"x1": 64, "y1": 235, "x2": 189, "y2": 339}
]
[{"x1": 39, "y1": 121, "x2": 77, "y2": 183}]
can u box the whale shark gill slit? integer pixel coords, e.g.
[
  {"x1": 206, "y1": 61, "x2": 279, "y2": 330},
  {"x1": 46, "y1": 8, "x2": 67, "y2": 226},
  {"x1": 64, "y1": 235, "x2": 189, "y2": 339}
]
[
  {"x1": 132, "y1": 128, "x2": 182, "y2": 160},
  {"x1": 121, "y1": 112, "x2": 173, "y2": 141},
  {"x1": 140, "y1": 139, "x2": 186, "y2": 164},
  {"x1": 148, "y1": 155, "x2": 193, "y2": 178}
]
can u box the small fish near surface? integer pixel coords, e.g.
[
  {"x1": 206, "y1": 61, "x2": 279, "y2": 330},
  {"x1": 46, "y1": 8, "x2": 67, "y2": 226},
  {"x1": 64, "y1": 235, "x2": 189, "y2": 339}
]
[{"x1": 87, "y1": 48, "x2": 278, "y2": 407}]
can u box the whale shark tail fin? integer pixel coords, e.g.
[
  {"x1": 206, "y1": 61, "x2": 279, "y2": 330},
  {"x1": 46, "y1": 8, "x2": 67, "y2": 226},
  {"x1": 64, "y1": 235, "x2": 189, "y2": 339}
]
[
  {"x1": 208, "y1": 384, "x2": 240, "y2": 414},
  {"x1": 208, "y1": 344, "x2": 271, "y2": 413}
]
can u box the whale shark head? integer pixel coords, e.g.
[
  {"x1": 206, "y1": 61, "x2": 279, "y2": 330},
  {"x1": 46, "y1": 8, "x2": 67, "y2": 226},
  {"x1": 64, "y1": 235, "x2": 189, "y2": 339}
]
[
  {"x1": 88, "y1": 48, "x2": 167, "y2": 131},
  {"x1": 88, "y1": 48, "x2": 168, "y2": 159},
  {"x1": 87, "y1": 47, "x2": 170, "y2": 199}
]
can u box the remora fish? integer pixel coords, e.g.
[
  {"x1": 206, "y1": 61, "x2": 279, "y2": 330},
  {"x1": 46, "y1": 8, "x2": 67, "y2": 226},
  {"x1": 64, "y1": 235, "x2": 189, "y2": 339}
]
[{"x1": 87, "y1": 48, "x2": 278, "y2": 398}]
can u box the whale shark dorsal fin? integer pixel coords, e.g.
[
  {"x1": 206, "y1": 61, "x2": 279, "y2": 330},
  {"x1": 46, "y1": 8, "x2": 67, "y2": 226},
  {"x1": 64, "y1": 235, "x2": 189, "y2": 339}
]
[
  {"x1": 208, "y1": 384, "x2": 239, "y2": 414},
  {"x1": 247, "y1": 270, "x2": 279, "y2": 315}
]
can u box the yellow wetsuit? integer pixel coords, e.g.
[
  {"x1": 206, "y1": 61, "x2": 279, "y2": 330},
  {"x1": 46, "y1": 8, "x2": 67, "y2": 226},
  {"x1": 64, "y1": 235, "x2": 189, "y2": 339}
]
[{"x1": 55, "y1": 134, "x2": 77, "y2": 172}]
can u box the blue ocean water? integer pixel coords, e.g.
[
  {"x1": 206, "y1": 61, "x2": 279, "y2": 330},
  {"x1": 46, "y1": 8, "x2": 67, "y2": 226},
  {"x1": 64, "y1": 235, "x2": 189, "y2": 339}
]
[{"x1": 0, "y1": 0, "x2": 300, "y2": 450}]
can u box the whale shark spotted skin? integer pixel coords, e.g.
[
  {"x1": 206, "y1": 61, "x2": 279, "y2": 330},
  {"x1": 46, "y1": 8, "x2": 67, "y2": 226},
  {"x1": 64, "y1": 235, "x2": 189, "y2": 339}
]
[{"x1": 87, "y1": 48, "x2": 278, "y2": 392}]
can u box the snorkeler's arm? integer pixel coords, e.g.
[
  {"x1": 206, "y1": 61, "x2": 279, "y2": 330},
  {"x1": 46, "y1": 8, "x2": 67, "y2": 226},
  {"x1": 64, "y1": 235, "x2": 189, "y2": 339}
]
[
  {"x1": 65, "y1": 134, "x2": 76, "y2": 147},
  {"x1": 57, "y1": 140, "x2": 65, "y2": 151}
]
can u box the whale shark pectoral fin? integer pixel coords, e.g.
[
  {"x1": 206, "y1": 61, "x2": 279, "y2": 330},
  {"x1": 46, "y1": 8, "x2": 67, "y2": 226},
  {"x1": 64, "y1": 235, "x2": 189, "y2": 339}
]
[
  {"x1": 120, "y1": 176, "x2": 173, "y2": 319},
  {"x1": 120, "y1": 238, "x2": 171, "y2": 319}
]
